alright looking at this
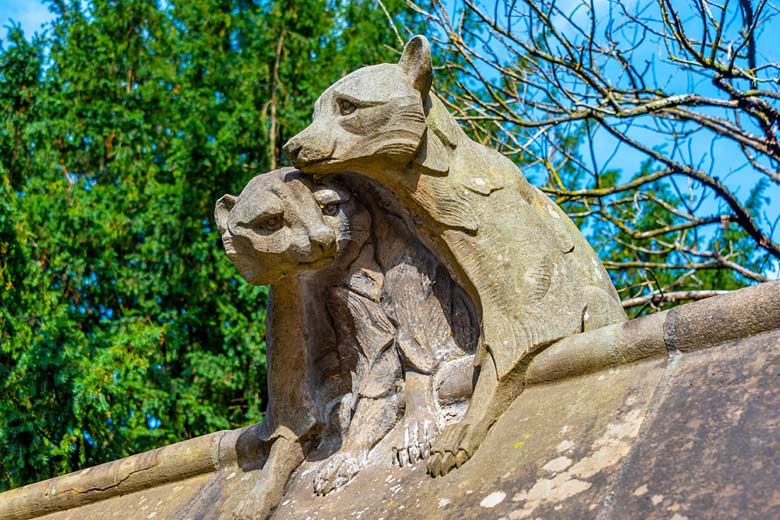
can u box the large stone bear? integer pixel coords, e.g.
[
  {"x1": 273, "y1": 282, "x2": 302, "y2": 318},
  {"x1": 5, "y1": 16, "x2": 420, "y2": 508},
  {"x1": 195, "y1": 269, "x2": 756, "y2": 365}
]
[{"x1": 284, "y1": 35, "x2": 627, "y2": 477}]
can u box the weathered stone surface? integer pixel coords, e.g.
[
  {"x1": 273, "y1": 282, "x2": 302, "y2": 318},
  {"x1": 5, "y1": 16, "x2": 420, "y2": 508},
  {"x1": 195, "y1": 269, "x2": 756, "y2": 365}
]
[
  {"x1": 285, "y1": 35, "x2": 628, "y2": 476},
  {"x1": 605, "y1": 331, "x2": 780, "y2": 520},
  {"x1": 4, "y1": 284, "x2": 777, "y2": 520},
  {"x1": 276, "y1": 334, "x2": 780, "y2": 520},
  {"x1": 273, "y1": 355, "x2": 666, "y2": 520}
]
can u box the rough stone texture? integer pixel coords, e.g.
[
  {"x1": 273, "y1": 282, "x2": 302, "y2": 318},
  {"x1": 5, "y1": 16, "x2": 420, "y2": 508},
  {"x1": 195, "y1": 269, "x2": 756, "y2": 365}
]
[
  {"x1": 284, "y1": 35, "x2": 628, "y2": 476},
  {"x1": 605, "y1": 331, "x2": 780, "y2": 520},
  {"x1": 274, "y1": 355, "x2": 666, "y2": 520},
  {"x1": 2, "y1": 283, "x2": 778, "y2": 520},
  {"x1": 214, "y1": 168, "x2": 479, "y2": 515}
]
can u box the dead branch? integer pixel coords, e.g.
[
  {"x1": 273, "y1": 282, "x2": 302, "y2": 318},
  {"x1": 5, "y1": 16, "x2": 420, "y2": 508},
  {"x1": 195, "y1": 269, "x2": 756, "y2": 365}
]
[
  {"x1": 622, "y1": 290, "x2": 731, "y2": 308},
  {"x1": 403, "y1": 0, "x2": 779, "y2": 290}
]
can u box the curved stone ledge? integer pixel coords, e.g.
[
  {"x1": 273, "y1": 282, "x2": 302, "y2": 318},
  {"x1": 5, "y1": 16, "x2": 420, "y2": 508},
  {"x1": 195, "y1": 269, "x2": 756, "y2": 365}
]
[
  {"x1": 1, "y1": 281, "x2": 777, "y2": 519},
  {"x1": 526, "y1": 280, "x2": 779, "y2": 386},
  {"x1": 0, "y1": 427, "x2": 248, "y2": 520}
]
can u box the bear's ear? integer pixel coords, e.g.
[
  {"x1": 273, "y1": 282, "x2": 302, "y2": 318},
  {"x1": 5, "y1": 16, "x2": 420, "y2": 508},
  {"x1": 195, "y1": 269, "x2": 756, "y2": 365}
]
[
  {"x1": 215, "y1": 194, "x2": 238, "y2": 236},
  {"x1": 399, "y1": 35, "x2": 433, "y2": 98}
]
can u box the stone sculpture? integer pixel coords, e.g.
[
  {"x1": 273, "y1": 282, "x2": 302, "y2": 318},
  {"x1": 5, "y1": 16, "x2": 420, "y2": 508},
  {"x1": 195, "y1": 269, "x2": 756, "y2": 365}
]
[
  {"x1": 2, "y1": 35, "x2": 776, "y2": 520},
  {"x1": 284, "y1": 35, "x2": 628, "y2": 477},
  {"x1": 215, "y1": 168, "x2": 477, "y2": 516}
]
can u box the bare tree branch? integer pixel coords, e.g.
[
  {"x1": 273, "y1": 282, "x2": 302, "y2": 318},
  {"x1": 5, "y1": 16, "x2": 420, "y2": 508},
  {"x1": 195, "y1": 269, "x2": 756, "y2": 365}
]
[
  {"x1": 402, "y1": 0, "x2": 779, "y2": 298},
  {"x1": 622, "y1": 289, "x2": 731, "y2": 308}
]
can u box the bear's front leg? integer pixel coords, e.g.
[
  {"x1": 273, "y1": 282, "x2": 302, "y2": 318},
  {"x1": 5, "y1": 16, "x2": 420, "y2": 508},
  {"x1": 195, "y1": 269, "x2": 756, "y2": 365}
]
[{"x1": 427, "y1": 353, "x2": 522, "y2": 477}]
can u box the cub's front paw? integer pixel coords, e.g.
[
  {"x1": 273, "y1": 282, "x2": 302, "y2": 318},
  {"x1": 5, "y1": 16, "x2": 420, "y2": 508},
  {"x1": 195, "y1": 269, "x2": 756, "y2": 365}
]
[
  {"x1": 426, "y1": 421, "x2": 486, "y2": 477},
  {"x1": 313, "y1": 451, "x2": 364, "y2": 496},
  {"x1": 393, "y1": 418, "x2": 438, "y2": 467}
]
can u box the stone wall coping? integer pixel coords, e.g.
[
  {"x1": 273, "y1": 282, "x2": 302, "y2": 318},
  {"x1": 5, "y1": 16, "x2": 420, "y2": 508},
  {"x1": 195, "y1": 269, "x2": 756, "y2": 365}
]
[{"x1": 1, "y1": 280, "x2": 777, "y2": 520}]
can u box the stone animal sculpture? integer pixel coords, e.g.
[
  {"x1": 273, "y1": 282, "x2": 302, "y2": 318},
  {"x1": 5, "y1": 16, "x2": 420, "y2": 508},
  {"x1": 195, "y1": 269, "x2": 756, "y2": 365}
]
[
  {"x1": 215, "y1": 168, "x2": 477, "y2": 515},
  {"x1": 284, "y1": 35, "x2": 628, "y2": 478}
]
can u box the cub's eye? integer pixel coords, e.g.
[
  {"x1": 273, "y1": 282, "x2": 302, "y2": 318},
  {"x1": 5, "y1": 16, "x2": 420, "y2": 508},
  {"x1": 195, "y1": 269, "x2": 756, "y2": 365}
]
[
  {"x1": 337, "y1": 99, "x2": 356, "y2": 116},
  {"x1": 256, "y1": 215, "x2": 283, "y2": 233},
  {"x1": 321, "y1": 203, "x2": 339, "y2": 216}
]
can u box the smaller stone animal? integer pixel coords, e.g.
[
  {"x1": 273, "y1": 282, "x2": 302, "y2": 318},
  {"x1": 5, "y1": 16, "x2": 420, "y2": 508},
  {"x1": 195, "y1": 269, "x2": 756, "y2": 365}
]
[{"x1": 215, "y1": 169, "x2": 477, "y2": 513}]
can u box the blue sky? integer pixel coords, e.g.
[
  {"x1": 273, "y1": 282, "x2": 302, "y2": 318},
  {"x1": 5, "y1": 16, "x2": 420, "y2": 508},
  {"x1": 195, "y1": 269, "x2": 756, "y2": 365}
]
[
  {"x1": 1, "y1": 0, "x2": 777, "y2": 278},
  {"x1": 466, "y1": 0, "x2": 780, "y2": 277},
  {"x1": 0, "y1": 0, "x2": 52, "y2": 37}
]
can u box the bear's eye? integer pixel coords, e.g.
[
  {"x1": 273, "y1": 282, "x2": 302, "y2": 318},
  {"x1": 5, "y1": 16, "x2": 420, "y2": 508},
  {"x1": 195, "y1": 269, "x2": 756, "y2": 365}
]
[
  {"x1": 337, "y1": 99, "x2": 356, "y2": 116},
  {"x1": 321, "y1": 203, "x2": 339, "y2": 216}
]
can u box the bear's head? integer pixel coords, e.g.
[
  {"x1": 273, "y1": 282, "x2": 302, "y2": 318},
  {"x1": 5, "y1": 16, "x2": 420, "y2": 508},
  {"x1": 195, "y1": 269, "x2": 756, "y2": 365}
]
[{"x1": 284, "y1": 36, "x2": 457, "y2": 177}]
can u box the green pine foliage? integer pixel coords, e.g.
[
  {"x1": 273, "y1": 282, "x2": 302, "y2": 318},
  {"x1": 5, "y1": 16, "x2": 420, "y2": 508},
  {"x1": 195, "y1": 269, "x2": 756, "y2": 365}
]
[{"x1": 0, "y1": 0, "x2": 419, "y2": 490}]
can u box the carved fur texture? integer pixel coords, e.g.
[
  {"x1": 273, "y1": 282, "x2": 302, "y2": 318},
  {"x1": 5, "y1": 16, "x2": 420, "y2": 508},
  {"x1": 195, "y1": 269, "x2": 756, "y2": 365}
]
[
  {"x1": 285, "y1": 35, "x2": 628, "y2": 477},
  {"x1": 216, "y1": 169, "x2": 478, "y2": 501}
]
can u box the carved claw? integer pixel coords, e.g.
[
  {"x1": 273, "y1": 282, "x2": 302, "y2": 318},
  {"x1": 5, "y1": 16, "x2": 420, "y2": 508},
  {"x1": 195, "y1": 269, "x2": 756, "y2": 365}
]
[
  {"x1": 426, "y1": 422, "x2": 485, "y2": 477},
  {"x1": 313, "y1": 451, "x2": 364, "y2": 496},
  {"x1": 393, "y1": 418, "x2": 438, "y2": 467},
  {"x1": 421, "y1": 441, "x2": 431, "y2": 460},
  {"x1": 397, "y1": 448, "x2": 410, "y2": 467}
]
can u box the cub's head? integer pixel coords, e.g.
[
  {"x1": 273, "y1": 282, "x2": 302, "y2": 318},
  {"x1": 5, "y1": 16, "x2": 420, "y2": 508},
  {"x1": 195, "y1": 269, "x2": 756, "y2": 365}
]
[
  {"x1": 215, "y1": 168, "x2": 369, "y2": 285},
  {"x1": 283, "y1": 35, "x2": 457, "y2": 177}
]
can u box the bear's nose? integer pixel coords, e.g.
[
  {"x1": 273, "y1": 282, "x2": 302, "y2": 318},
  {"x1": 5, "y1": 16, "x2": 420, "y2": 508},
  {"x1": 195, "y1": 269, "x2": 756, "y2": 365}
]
[{"x1": 283, "y1": 139, "x2": 302, "y2": 162}]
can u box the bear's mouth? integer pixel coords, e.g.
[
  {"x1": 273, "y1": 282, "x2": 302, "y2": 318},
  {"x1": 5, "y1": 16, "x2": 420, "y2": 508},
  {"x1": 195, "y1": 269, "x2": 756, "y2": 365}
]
[{"x1": 294, "y1": 156, "x2": 344, "y2": 173}]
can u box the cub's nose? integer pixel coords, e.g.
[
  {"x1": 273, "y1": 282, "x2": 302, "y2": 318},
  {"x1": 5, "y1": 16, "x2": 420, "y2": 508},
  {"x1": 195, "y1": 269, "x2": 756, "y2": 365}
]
[
  {"x1": 310, "y1": 226, "x2": 336, "y2": 255},
  {"x1": 283, "y1": 138, "x2": 302, "y2": 162}
]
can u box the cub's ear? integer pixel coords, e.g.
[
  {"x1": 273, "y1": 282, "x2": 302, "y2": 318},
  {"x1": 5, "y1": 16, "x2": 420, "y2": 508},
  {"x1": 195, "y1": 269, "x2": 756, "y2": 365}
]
[
  {"x1": 215, "y1": 194, "x2": 238, "y2": 236},
  {"x1": 399, "y1": 35, "x2": 433, "y2": 98}
]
